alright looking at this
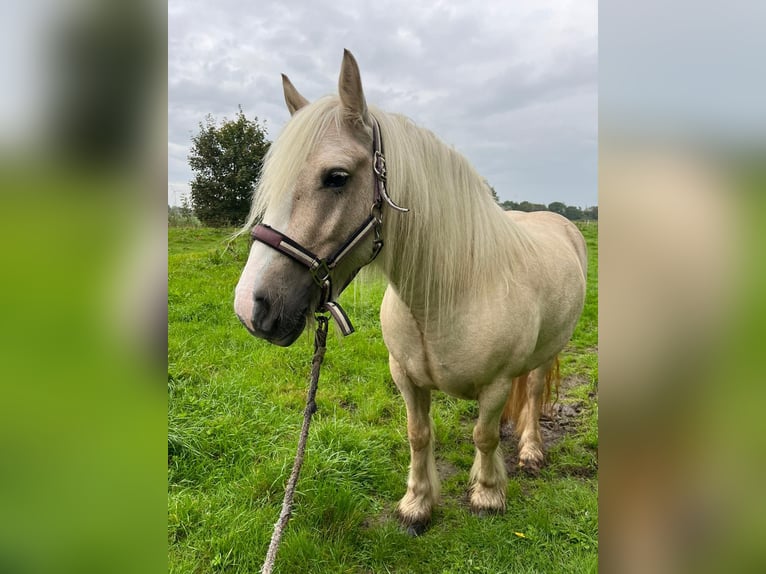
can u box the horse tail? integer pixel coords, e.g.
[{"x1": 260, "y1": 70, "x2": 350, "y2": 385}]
[
  {"x1": 501, "y1": 373, "x2": 528, "y2": 428},
  {"x1": 544, "y1": 355, "x2": 561, "y2": 416},
  {"x1": 500, "y1": 355, "x2": 560, "y2": 429}
]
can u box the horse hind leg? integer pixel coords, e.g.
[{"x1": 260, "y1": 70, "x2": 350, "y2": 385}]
[
  {"x1": 503, "y1": 357, "x2": 558, "y2": 474},
  {"x1": 469, "y1": 380, "x2": 511, "y2": 514},
  {"x1": 390, "y1": 356, "x2": 439, "y2": 536}
]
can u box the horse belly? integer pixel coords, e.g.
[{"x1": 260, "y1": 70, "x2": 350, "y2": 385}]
[
  {"x1": 404, "y1": 347, "x2": 487, "y2": 400},
  {"x1": 383, "y1": 316, "x2": 531, "y2": 401},
  {"x1": 381, "y1": 284, "x2": 547, "y2": 398}
]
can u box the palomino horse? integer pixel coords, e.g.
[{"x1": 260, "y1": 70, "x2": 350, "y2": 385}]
[{"x1": 234, "y1": 50, "x2": 587, "y2": 534}]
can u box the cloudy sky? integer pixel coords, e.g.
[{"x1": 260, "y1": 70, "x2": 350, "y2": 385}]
[{"x1": 169, "y1": 0, "x2": 597, "y2": 207}]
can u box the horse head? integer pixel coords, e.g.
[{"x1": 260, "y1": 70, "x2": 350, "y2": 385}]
[{"x1": 234, "y1": 50, "x2": 381, "y2": 345}]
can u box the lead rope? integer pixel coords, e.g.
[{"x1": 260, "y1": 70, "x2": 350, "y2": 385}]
[{"x1": 260, "y1": 315, "x2": 329, "y2": 574}]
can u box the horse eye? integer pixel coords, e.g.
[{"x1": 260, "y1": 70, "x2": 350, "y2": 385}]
[{"x1": 323, "y1": 170, "x2": 349, "y2": 189}]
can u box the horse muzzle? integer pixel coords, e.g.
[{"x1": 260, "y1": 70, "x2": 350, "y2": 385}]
[{"x1": 234, "y1": 274, "x2": 315, "y2": 346}]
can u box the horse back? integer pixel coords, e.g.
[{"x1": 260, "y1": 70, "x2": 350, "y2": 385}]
[{"x1": 505, "y1": 210, "x2": 588, "y2": 281}]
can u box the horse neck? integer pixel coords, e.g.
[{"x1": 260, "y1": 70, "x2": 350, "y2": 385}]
[{"x1": 373, "y1": 119, "x2": 526, "y2": 318}]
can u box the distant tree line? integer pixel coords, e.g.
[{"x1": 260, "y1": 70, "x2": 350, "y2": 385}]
[
  {"x1": 499, "y1": 200, "x2": 597, "y2": 221},
  {"x1": 486, "y1": 183, "x2": 597, "y2": 221}
]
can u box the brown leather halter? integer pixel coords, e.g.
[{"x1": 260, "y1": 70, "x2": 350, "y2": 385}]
[{"x1": 251, "y1": 118, "x2": 408, "y2": 336}]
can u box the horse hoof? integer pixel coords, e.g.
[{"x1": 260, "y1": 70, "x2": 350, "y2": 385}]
[
  {"x1": 404, "y1": 521, "x2": 429, "y2": 537},
  {"x1": 469, "y1": 483, "x2": 506, "y2": 515}
]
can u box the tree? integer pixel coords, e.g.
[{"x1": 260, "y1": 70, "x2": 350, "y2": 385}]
[
  {"x1": 518, "y1": 201, "x2": 547, "y2": 212},
  {"x1": 564, "y1": 205, "x2": 583, "y2": 220},
  {"x1": 501, "y1": 200, "x2": 518, "y2": 211},
  {"x1": 583, "y1": 205, "x2": 598, "y2": 220},
  {"x1": 548, "y1": 201, "x2": 567, "y2": 216},
  {"x1": 483, "y1": 179, "x2": 501, "y2": 205},
  {"x1": 188, "y1": 108, "x2": 270, "y2": 227},
  {"x1": 489, "y1": 185, "x2": 500, "y2": 204}
]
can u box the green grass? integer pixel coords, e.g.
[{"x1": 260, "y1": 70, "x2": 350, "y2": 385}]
[{"x1": 168, "y1": 222, "x2": 598, "y2": 573}]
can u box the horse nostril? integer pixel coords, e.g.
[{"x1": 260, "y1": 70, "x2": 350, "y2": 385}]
[{"x1": 252, "y1": 296, "x2": 274, "y2": 333}]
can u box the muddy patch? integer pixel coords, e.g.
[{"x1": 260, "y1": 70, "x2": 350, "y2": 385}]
[
  {"x1": 500, "y1": 375, "x2": 596, "y2": 473},
  {"x1": 540, "y1": 400, "x2": 585, "y2": 448},
  {"x1": 436, "y1": 458, "x2": 461, "y2": 481}
]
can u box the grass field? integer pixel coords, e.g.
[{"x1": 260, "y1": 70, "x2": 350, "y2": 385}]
[{"x1": 168, "y1": 222, "x2": 598, "y2": 573}]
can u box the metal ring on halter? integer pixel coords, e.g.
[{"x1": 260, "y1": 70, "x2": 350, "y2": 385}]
[
  {"x1": 373, "y1": 151, "x2": 387, "y2": 181},
  {"x1": 370, "y1": 201, "x2": 383, "y2": 223}
]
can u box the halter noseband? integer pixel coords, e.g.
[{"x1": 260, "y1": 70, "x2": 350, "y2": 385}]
[{"x1": 251, "y1": 118, "x2": 408, "y2": 336}]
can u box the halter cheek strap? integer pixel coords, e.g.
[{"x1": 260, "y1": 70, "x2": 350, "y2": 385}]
[{"x1": 251, "y1": 118, "x2": 408, "y2": 336}]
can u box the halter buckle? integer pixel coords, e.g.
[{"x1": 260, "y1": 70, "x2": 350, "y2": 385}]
[
  {"x1": 310, "y1": 260, "x2": 331, "y2": 287},
  {"x1": 373, "y1": 151, "x2": 387, "y2": 182}
]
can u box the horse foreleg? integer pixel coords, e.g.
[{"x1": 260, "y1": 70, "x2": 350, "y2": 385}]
[
  {"x1": 390, "y1": 356, "x2": 439, "y2": 535},
  {"x1": 469, "y1": 381, "x2": 510, "y2": 513}
]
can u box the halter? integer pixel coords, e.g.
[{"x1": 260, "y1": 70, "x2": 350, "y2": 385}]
[{"x1": 251, "y1": 118, "x2": 408, "y2": 336}]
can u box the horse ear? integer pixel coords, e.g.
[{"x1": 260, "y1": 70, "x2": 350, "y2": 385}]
[
  {"x1": 282, "y1": 74, "x2": 309, "y2": 116},
  {"x1": 338, "y1": 49, "x2": 370, "y2": 126}
]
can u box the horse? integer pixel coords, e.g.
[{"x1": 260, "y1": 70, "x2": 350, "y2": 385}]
[{"x1": 234, "y1": 50, "x2": 587, "y2": 535}]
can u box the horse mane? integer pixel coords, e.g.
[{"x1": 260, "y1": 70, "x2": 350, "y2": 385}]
[
  {"x1": 240, "y1": 96, "x2": 538, "y2": 318},
  {"x1": 370, "y1": 107, "x2": 538, "y2": 317}
]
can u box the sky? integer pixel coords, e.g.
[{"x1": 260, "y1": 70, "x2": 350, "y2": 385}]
[{"x1": 168, "y1": 0, "x2": 597, "y2": 207}]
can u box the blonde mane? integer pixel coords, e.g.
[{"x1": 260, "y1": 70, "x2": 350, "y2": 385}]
[
  {"x1": 370, "y1": 106, "x2": 538, "y2": 316},
  {"x1": 241, "y1": 96, "x2": 538, "y2": 317}
]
